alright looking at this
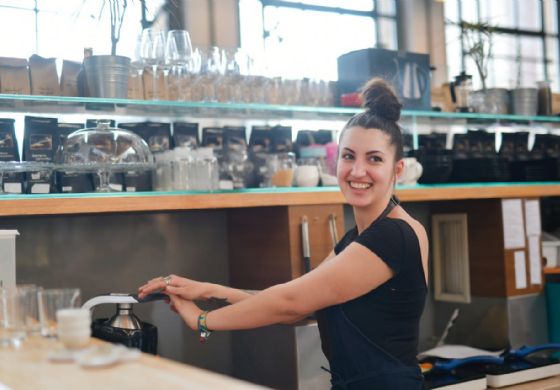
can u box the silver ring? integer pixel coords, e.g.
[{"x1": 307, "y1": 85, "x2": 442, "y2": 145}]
[{"x1": 163, "y1": 275, "x2": 172, "y2": 286}]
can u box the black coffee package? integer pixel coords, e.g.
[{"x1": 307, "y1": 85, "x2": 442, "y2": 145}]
[
  {"x1": 23, "y1": 116, "x2": 58, "y2": 162},
  {"x1": 249, "y1": 126, "x2": 272, "y2": 154},
  {"x1": 23, "y1": 116, "x2": 59, "y2": 194},
  {"x1": 55, "y1": 169, "x2": 94, "y2": 193},
  {"x1": 57, "y1": 122, "x2": 83, "y2": 142},
  {"x1": 124, "y1": 168, "x2": 153, "y2": 192},
  {"x1": 173, "y1": 122, "x2": 199, "y2": 149},
  {"x1": 271, "y1": 125, "x2": 293, "y2": 153},
  {"x1": 3, "y1": 172, "x2": 25, "y2": 194},
  {"x1": 202, "y1": 127, "x2": 224, "y2": 149},
  {"x1": 314, "y1": 129, "x2": 334, "y2": 145},
  {"x1": 294, "y1": 129, "x2": 314, "y2": 158},
  {"x1": 134, "y1": 122, "x2": 172, "y2": 154},
  {"x1": 0, "y1": 118, "x2": 19, "y2": 162},
  {"x1": 223, "y1": 126, "x2": 247, "y2": 152}
]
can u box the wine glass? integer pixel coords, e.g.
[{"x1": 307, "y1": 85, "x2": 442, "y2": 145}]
[
  {"x1": 165, "y1": 30, "x2": 193, "y2": 101},
  {"x1": 140, "y1": 28, "x2": 165, "y2": 100}
]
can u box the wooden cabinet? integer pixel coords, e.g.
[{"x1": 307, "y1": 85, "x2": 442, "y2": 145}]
[{"x1": 227, "y1": 204, "x2": 345, "y2": 289}]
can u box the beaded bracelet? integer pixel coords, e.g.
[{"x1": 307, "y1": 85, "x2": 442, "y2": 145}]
[{"x1": 198, "y1": 310, "x2": 212, "y2": 343}]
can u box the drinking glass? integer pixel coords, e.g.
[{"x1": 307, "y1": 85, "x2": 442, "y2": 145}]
[
  {"x1": 0, "y1": 288, "x2": 26, "y2": 346},
  {"x1": 140, "y1": 28, "x2": 166, "y2": 100},
  {"x1": 17, "y1": 284, "x2": 41, "y2": 335},
  {"x1": 166, "y1": 30, "x2": 193, "y2": 101},
  {"x1": 38, "y1": 288, "x2": 81, "y2": 337}
]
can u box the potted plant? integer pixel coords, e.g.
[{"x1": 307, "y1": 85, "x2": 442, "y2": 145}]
[
  {"x1": 84, "y1": 0, "x2": 131, "y2": 99},
  {"x1": 460, "y1": 21, "x2": 494, "y2": 91}
]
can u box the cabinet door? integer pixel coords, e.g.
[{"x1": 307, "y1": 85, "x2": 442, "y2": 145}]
[
  {"x1": 228, "y1": 204, "x2": 345, "y2": 289},
  {"x1": 288, "y1": 204, "x2": 345, "y2": 279}
]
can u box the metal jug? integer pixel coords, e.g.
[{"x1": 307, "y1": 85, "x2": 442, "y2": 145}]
[
  {"x1": 449, "y1": 71, "x2": 473, "y2": 112},
  {"x1": 82, "y1": 292, "x2": 166, "y2": 354}
]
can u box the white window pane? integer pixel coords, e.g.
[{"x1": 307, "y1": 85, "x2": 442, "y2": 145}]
[
  {"x1": 0, "y1": 8, "x2": 36, "y2": 57},
  {"x1": 543, "y1": 0, "x2": 558, "y2": 33},
  {"x1": 378, "y1": 17, "x2": 397, "y2": 50},
  {"x1": 0, "y1": 1, "x2": 34, "y2": 9},
  {"x1": 460, "y1": 0, "x2": 480, "y2": 24},
  {"x1": 546, "y1": 37, "x2": 559, "y2": 90},
  {"x1": 240, "y1": 0, "x2": 265, "y2": 54},
  {"x1": 445, "y1": 25, "x2": 464, "y2": 84},
  {"x1": 479, "y1": 0, "x2": 515, "y2": 29},
  {"x1": 377, "y1": 0, "x2": 396, "y2": 16},
  {"x1": 444, "y1": 0, "x2": 459, "y2": 22},
  {"x1": 517, "y1": 0, "x2": 542, "y2": 31},
  {"x1": 263, "y1": 7, "x2": 376, "y2": 80},
  {"x1": 492, "y1": 34, "x2": 517, "y2": 58},
  {"x1": 488, "y1": 58, "x2": 514, "y2": 88},
  {"x1": 276, "y1": 0, "x2": 373, "y2": 11}
]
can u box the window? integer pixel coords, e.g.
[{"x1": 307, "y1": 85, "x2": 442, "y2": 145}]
[
  {"x1": 0, "y1": 0, "x2": 166, "y2": 62},
  {"x1": 239, "y1": 0, "x2": 398, "y2": 81},
  {"x1": 444, "y1": 0, "x2": 559, "y2": 90}
]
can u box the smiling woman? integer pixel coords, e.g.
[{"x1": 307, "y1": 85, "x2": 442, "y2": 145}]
[{"x1": 138, "y1": 78, "x2": 429, "y2": 390}]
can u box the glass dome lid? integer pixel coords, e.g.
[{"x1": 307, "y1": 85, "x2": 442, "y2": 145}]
[
  {"x1": 55, "y1": 120, "x2": 154, "y2": 169},
  {"x1": 55, "y1": 120, "x2": 154, "y2": 192}
]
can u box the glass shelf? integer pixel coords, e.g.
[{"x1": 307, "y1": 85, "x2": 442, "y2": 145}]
[
  {"x1": 0, "y1": 181, "x2": 556, "y2": 201},
  {"x1": 1, "y1": 93, "x2": 560, "y2": 123}
]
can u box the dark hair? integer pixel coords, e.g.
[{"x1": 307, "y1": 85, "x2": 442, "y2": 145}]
[{"x1": 340, "y1": 78, "x2": 404, "y2": 161}]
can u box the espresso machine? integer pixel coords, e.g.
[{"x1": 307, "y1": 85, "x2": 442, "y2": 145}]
[
  {"x1": 82, "y1": 292, "x2": 165, "y2": 354},
  {"x1": 449, "y1": 71, "x2": 473, "y2": 112}
]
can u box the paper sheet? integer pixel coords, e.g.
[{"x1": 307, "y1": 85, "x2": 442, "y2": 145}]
[
  {"x1": 514, "y1": 250, "x2": 527, "y2": 289},
  {"x1": 418, "y1": 344, "x2": 504, "y2": 359},
  {"x1": 524, "y1": 200, "x2": 542, "y2": 236},
  {"x1": 528, "y1": 235, "x2": 542, "y2": 285},
  {"x1": 501, "y1": 199, "x2": 526, "y2": 249}
]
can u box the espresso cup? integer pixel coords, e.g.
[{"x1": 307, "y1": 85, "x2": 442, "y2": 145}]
[{"x1": 398, "y1": 157, "x2": 423, "y2": 185}]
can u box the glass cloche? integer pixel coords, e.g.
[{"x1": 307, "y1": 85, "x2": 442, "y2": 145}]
[{"x1": 55, "y1": 120, "x2": 154, "y2": 192}]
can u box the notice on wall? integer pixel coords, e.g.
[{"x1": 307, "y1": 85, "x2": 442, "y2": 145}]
[
  {"x1": 502, "y1": 199, "x2": 526, "y2": 249},
  {"x1": 514, "y1": 250, "x2": 527, "y2": 289},
  {"x1": 528, "y1": 235, "x2": 542, "y2": 285},
  {"x1": 524, "y1": 200, "x2": 542, "y2": 237}
]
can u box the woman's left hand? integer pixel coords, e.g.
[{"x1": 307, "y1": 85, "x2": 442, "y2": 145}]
[{"x1": 168, "y1": 294, "x2": 203, "y2": 330}]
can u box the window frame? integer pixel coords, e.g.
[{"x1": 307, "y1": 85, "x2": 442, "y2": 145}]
[{"x1": 446, "y1": 0, "x2": 559, "y2": 87}]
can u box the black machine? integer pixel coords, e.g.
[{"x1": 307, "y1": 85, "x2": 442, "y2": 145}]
[
  {"x1": 337, "y1": 47, "x2": 431, "y2": 110},
  {"x1": 82, "y1": 292, "x2": 166, "y2": 355}
]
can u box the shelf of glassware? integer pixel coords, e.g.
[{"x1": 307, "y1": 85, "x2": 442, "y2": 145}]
[
  {"x1": 0, "y1": 182, "x2": 558, "y2": 217},
  {"x1": 2, "y1": 94, "x2": 560, "y2": 124}
]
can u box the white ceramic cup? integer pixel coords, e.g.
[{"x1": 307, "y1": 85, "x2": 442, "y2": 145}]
[
  {"x1": 398, "y1": 157, "x2": 423, "y2": 185},
  {"x1": 295, "y1": 165, "x2": 320, "y2": 187},
  {"x1": 56, "y1": 308, "x2": 91, "y2": 349}
]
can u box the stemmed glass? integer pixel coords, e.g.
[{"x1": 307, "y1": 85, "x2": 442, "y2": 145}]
[
  {"x1": 165, "y1": 30, "x2": 193, "y2": 101},
  {"x1": 140, "y1": 28, "x2": 165, "y2": 100}
]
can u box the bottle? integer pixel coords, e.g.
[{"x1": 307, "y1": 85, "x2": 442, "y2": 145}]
[
  {"x1": 77, "y1": 47, "x2": 93, "y2": 97},
  {"x1": 537, "y1": 80, "x2": 552, "y2": 116}
]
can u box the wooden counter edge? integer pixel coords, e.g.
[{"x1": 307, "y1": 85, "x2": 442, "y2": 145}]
[{"x1": 0, "y1": 184, "x2": 559, "y2": 216}]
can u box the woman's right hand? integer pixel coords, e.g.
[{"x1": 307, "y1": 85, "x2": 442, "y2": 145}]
[{"x1": 137, "y1": 274, "x2": 211, "y2": 301}]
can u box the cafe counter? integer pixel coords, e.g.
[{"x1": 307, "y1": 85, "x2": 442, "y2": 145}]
[{"x1": 0, "y1": 336, "x2": 267, "y2": 390}]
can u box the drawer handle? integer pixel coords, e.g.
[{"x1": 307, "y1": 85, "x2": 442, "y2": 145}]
[
  {"x1": 301, "y1": 215, "x2": 311, "y2": 273},
  {"x1": 329, "y1": 213, "x2": 339, "y2": 247}
]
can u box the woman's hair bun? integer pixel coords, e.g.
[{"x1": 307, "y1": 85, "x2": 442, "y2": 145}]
[{"x1": 360, "y1": 78, "x2": 402, "y2": 122}]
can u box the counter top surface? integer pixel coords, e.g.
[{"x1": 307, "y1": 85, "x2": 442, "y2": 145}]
[
  {"x1": 0, "y1": 182, "x2": 558, "y2": 216},
  {"x1": 0, "y1": 336, "x2": 267, "y2": 390}
]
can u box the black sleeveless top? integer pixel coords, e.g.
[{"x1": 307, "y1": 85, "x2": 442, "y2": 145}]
[{"x1": 327, "y1": 217, "x2": 427, "y2": 367}]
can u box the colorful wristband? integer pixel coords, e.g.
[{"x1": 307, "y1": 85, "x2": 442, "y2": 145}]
[{"x1": 198, "y1": 310, "x2": 212, "y2": 343}]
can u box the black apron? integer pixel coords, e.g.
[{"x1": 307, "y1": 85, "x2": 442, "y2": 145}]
[{"x1": 316, "y1": 195, "x2": 424, "y2": 389}]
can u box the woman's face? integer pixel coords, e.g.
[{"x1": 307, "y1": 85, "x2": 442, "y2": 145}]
[{"x1": 337, "y1": 126, "x2": 403, "y2": 209}]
